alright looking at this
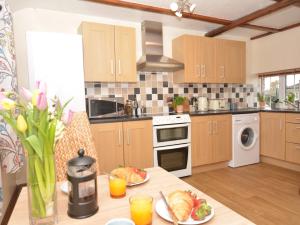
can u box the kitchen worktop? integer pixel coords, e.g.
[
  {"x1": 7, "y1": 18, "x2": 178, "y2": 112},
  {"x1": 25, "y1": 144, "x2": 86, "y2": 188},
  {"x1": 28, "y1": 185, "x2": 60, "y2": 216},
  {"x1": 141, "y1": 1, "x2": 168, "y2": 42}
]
[{"x1": 89, "y1": 108, "x2": 300, "y2": 124}]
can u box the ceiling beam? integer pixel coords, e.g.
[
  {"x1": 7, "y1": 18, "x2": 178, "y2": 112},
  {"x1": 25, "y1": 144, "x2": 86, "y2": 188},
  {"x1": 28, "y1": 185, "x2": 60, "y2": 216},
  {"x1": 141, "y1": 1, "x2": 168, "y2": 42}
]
[
  {"x1": 272, "y1": 0, "x2": 300, "y2": 7},
  {"x1": 205, "y1": 0, "x2": 300, "y2": 37},
  {"x1": 250, "y1": 22, "x2": 300, "y2": 40},
  {"x1": 86, "y1": 0, "x2": 278, "y2": 33}
]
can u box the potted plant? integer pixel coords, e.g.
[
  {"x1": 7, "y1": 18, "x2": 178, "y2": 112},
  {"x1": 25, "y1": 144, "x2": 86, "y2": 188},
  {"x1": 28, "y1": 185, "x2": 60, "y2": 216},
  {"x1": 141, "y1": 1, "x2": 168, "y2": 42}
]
[
  {"x1": 257, "y1": 93, "x2": 265, "y2": 108},
  {"x1": 174, "y1": 96, "x2": 185, "y2": 113},
  {"x1": 287, "y1": 92, "x2": 295, "y2": 103}
]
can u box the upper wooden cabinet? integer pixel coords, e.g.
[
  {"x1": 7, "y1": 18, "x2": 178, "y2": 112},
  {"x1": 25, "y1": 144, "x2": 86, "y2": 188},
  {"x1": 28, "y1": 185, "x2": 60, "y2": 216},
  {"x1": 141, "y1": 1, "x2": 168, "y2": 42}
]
[
  {"x1": 260, "y1": 112, "x2": 286, "y2": 160},
  {"x1": 172, "y1": 35, "x2": 245, "y2": 84},
  {"x1": 91, "y1": 120, "x2": 153, "y2": 173},
  {"x1": 192, "y1": 114, "x2": 232, "y2": 167},
  {"x1": 79, "y1": 22, "x2": 136, "y2": 82},
  {"x1": 216, "y1": 39, "x2": 246, "y2": 84}
]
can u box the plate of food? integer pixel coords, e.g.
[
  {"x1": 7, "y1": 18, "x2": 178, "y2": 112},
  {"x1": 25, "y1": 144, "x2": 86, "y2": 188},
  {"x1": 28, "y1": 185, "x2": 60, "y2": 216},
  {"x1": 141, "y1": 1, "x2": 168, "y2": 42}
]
[
  {"x1": 110, "y1": 167, "x2": 149, "y2": 186},
  {"x1": 155, "y1": 190, "x2": 214, "y2": 225}
]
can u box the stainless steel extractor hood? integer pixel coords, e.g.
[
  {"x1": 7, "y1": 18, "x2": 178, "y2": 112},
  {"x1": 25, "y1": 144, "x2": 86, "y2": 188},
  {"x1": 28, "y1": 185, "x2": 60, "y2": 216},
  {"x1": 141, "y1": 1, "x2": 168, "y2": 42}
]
[{"x1": 137, "y1": 21, "x2": 184, "y2": 72}]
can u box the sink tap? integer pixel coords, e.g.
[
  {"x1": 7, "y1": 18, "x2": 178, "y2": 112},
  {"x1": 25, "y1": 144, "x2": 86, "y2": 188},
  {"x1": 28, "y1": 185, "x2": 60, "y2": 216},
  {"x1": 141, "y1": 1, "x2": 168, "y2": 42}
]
[{"x1": 284, "y1": 100, "x2": 300, "y2": 109}]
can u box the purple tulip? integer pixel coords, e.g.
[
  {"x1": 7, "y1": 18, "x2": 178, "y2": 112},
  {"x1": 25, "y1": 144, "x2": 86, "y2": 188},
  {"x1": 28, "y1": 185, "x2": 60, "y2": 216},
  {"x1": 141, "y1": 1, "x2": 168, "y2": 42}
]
[
  {"x1": 20, "y1": 87, "x2": 33, "y2": 101},
  {"x1": 63, "y1": 110, "x2": 74, "y2": 125},
  {"x1": 34, "y1": 80, "x2": 47, "y2": 93},
  {"x1": 36, "y1": 92, "x2": 48, "y2": 110}
]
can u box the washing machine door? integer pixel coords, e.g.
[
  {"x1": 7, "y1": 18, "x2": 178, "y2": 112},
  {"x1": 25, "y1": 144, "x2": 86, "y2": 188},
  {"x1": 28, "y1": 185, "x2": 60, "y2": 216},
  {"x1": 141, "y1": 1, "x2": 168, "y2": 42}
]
[{"x1": 238, "y1": 126, "x2": 257, "y2": 150}]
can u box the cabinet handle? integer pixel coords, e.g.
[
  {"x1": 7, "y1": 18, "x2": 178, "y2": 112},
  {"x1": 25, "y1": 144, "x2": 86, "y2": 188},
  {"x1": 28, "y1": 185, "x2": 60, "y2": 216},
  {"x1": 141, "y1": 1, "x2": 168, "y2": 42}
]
[
  {"x1": 127, "y1": 128, "x2": 130, "y2": 145},
  {"x1": 202, "y1": 64, "x2": 206, "y2": 78},
  {"x1": 213, "y1": 121, "x2": 217, "y2": 134},
  {"x1": 118, "y1": 59, "x2": 121, "y2": 75},
  {"x1": 220, "y1": 66, "x2": 225, "y2": 78},
  {"x1": 208, "y1": 121, "x2": 212, "y2": 135},
  {"x1": 196, "y1": 65, "x2": 201, "y2": 77},
  {"x1": 295, "y1": 118, "x2": 300, "y2": 120},
  {"x1": 296, "y1": 127, "x2": 300, "y2": 129},
  {"x1": 279, "y1": 120, "x2": 282, "y2": 131},
  {"x1": 118, "y1": 128, "x2": 122, "y2": 146},
  {"x1": 110, "y1": 59, "x2": 114, "y2": 75}
]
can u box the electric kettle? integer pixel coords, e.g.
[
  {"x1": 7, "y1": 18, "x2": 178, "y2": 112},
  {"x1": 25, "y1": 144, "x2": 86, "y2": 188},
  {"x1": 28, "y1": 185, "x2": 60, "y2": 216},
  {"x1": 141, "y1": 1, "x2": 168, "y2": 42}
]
[{"x1": 197, "y1": 97, "x2": 208, "y2": 112}]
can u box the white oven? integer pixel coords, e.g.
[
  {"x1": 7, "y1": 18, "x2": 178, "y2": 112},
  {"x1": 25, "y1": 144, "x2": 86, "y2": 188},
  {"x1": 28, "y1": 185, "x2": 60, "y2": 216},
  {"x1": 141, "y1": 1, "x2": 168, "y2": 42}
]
[
  {"x1": 153, "y1": 123, "x2": 191, "y2": 147},
  {"x1": 152, "y1": 114, "x2": 191, "y2": 177},
  {"x1": 154, "y1": 143, "x2": 191, "y2": 178}
]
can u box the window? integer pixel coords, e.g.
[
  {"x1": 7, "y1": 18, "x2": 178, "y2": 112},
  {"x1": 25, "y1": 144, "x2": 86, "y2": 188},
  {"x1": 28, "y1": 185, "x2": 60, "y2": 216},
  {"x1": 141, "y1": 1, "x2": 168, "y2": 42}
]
[{"x1": 261, "y1": 73, "x2": 300, "y2": 106}]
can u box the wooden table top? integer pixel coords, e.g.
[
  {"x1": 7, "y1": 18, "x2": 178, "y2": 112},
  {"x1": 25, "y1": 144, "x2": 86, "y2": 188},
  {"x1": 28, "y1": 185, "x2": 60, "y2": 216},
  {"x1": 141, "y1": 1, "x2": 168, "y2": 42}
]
[{"x1": 8, "y1": 167, "x2": 255, "y2": 225}]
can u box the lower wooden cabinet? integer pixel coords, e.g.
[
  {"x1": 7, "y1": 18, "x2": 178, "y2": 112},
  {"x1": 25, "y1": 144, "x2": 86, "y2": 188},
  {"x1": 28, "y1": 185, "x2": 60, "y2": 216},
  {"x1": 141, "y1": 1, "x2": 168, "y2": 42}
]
[
  {"x1": 192, "y1": 115, "x2": 232, "y2": 167},
  {"x1": 123, "y1": 121, "x2": 153, "y2": 169},
  {"x1": 91, "y1": 120, "x2": 153, "y2": 173},
  {"x1": 286, "y1": 142, "x2": 300, "y2": 164},
  {"x1": 260, "y1": 113, "x2": 285, "y2": 160}
]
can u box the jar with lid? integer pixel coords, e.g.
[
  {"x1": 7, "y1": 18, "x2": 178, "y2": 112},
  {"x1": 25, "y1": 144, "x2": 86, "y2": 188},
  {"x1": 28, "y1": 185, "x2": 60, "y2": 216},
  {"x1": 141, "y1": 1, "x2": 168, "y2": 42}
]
[{"x1": 124, "y1": 100, "x2": 133, "y2": 116}]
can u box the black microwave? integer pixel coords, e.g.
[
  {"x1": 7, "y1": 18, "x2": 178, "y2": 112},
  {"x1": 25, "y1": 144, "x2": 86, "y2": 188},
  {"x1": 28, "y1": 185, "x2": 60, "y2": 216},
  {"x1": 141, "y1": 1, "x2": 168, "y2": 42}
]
[{"x1": 87, "y1": 97, "x2": 124, "y2": 119}]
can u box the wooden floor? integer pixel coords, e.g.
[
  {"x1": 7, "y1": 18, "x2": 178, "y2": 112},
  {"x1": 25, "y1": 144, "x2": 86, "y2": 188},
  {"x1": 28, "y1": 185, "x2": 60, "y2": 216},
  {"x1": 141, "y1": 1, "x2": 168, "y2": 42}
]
[{"x1": 183, "y1": 163, "x2": 300, "y2": 225}]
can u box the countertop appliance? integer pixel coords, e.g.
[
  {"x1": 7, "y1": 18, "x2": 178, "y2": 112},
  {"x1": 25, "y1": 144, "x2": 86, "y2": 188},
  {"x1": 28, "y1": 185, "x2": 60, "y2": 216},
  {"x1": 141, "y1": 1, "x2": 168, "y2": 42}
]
[
  {"x1": 26, "y1": 32, "x2": 85, "y2": 112},
  {"x1": 152, "y1": 114, "x2": 191, "y2": 177},
  {"x1": 87, "y1": 97, "x2": 124, "y2": 119},
  {"x1": 197, "y1": 97, "x2": 208, "y2": 112},
  {"x1": 208, "y1": 99, "x2": 220, "y2": 111},
  {"x1": 229, "y1": 113, "x2": 260, "y2": 167}
]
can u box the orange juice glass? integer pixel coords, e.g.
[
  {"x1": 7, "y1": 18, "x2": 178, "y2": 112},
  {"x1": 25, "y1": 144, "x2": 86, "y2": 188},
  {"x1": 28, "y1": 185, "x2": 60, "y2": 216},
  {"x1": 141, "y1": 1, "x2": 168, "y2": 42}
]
[
  {"x1": 109, "y1": 174, "x2": 126, "y2": 198},
  {"x1": 129, "y1": 195, "x2": 153, "y2": 225}
]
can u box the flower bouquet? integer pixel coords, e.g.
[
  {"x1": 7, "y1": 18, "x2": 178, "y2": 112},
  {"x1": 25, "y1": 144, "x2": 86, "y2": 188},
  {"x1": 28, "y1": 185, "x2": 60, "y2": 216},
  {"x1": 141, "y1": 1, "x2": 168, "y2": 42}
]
[{"x1": 0, "y1": 81, "x2": 72, "y2": 225}]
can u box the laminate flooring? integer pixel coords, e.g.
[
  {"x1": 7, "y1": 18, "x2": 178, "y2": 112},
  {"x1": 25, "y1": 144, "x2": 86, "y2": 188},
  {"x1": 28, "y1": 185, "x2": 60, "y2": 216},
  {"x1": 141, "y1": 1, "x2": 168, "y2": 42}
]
[{"x1": 183, "y1": 163, "x2": 300, "y2": 225}]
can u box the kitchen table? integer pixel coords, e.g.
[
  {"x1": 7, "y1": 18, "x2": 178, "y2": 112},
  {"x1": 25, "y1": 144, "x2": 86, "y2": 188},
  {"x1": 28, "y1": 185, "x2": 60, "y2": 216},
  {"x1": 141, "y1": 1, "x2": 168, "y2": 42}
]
[{"x1": 8, "y1": 167, "x2": 255, "y2": 225}]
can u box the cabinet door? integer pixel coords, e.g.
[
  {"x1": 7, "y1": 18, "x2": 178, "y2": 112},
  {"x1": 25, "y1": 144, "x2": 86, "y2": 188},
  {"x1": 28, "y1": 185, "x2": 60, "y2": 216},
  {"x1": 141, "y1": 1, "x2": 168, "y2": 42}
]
[
  {"x1": 199, "y1": 37, "x2": 216, "y2": 83},
  {"x1": 90, "y1": 122, "x2": 124, "y2": 173},
  {"x1": 212, "y1": 115, "x2": 232, "y2": 162},
  {"x1": 215, "y1": 39, "x2": 245, "y2": 84},
  {"x1": 225, "y1": 40, "x2": 245, "y2": 84},
  {"x1": 123, "y1": 120, "x2": 153, "y2": 169},
  {"x1": 81, "y1": 22, "x2": 115, "y2": 82},
  {"x1": 191, "y1": 117, "x2": 213, "y2": 166},
  {"x1": 260, "y1": 113, "x2": 285, "y2": 160},
  {"x1": 115, "y1": 26, "x2": 137, "y2": 82}
]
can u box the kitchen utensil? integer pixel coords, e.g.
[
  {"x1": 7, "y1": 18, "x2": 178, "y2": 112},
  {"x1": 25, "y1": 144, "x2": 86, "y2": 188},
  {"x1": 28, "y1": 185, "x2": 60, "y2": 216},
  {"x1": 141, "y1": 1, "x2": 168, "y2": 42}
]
[
  {"x1": 197, "y1": 97, "x2": 208, "y2": 112},
  {"x1": 159, "y1": 191, "x2": 178, "y2": 225}
]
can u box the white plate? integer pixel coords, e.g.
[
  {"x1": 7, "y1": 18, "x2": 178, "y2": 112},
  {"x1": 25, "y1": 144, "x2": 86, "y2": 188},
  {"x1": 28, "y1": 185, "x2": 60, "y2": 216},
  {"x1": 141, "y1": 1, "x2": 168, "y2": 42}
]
[
  {"x1": 127, "y1": 173, "x2": 150, "y2": 187},
  {"x1": 60, "y1": 181, "x2": 69, "y2": 194},
  {"x1": 155, "y1": 199, "x2": 214, "y2": 225}
]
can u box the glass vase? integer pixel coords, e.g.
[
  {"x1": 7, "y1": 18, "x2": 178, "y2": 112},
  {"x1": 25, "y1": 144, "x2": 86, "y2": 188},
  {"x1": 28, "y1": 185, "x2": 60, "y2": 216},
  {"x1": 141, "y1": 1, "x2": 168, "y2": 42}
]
[{"x1": 27, "y1": 154, "x2": 58, "y2": 225}]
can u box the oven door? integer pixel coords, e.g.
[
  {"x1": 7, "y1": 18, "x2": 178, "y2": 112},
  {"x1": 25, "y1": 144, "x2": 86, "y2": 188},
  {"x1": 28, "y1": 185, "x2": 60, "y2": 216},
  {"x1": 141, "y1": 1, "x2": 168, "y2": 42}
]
[
  {"x1": 153, "y1": 123, "x2": 191, "y2": 147},
  {"x1": 154, "y1": 143, "x2": 191, "y2": 177}
]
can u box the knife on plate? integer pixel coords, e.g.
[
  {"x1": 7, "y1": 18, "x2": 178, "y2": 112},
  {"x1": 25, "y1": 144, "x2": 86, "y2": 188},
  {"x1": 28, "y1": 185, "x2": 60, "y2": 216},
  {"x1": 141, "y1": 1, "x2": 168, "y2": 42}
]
[{"x1": 159, "y1": 191, "x2": 179, "y2": 225}]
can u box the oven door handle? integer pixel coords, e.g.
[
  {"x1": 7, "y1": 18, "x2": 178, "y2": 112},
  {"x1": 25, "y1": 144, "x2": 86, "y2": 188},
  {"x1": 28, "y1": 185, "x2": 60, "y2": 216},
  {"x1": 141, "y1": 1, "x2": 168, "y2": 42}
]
[
  {"x1": 154, "y1": 143, "x2": 190, "y2": 151},
  {"x1": 154, "y1": 123, "x2": 190, "y2": 130}
]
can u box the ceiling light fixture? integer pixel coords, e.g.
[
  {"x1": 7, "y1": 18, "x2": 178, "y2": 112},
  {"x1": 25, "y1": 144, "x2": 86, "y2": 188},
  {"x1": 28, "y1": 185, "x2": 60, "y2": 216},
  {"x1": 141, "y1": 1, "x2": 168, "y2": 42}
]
[{"x1": 170, "y1": 0, "x2": 196, "y2": 17}]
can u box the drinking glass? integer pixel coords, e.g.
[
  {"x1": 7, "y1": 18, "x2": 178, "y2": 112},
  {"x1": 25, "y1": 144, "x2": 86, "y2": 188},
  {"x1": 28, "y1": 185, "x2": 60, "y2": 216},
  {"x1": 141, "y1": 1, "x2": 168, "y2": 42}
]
[
  {"x1": 108, "y1": 174, "x2": 126, "y2": 198},
  {"x1": 129, "y1": 195, "x2": 153, "y2": 225}
]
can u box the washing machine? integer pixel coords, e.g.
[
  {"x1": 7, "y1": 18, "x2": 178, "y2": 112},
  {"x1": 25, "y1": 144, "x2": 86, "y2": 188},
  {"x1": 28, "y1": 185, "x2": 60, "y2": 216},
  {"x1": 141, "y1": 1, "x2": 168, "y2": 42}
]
[{"x1": 228, "y1": 113, "x2": 260, "y2": 168}]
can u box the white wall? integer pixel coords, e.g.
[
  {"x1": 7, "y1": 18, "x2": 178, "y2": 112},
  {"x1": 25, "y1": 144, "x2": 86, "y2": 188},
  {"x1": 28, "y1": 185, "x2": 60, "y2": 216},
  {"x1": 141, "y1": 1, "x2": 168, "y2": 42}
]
[{"x1": 13, "y1": 8, "x2": 250, "y2": 89}]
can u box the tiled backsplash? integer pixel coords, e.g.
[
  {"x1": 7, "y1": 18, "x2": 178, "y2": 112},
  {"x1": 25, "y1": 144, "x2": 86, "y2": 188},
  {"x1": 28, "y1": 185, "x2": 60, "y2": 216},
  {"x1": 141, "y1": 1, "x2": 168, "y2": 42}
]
[{"x1": 85, "y1": 72, "x2": 257, "y2": 114}]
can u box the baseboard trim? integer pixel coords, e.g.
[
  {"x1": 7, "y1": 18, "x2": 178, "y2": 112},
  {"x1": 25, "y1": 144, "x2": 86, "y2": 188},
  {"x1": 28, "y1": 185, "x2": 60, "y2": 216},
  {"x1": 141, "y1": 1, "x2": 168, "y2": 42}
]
[
  {"x1": 261, "y1": 156, "x2": 300, "y2": 172},
  {"x1": 192, "y1": 161, "x2": 229, "y2": 174},
  {"x1": 1, "y1": 183, "x2": 26, "y2": 225}
]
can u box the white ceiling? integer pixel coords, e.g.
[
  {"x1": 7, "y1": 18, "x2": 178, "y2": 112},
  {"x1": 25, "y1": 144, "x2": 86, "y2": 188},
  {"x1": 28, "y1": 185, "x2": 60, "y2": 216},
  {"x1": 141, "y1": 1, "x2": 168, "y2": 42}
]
[{"x1": 7, "y1": 0, "x2": 300, "y2": 38}]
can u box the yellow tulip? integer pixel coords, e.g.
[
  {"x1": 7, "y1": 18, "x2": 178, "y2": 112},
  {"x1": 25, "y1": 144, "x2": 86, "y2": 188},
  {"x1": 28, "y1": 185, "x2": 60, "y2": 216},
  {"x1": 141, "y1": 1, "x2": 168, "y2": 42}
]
[
  {"x1": 32, "y1": 90, "x2": 39, "y2": 106},
  {"x1": 17, "y1": 115, "x2": 28, "y2": 133},
  {"x1": 1, "y1": 98, "x2": 16, "y2": 110}
]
